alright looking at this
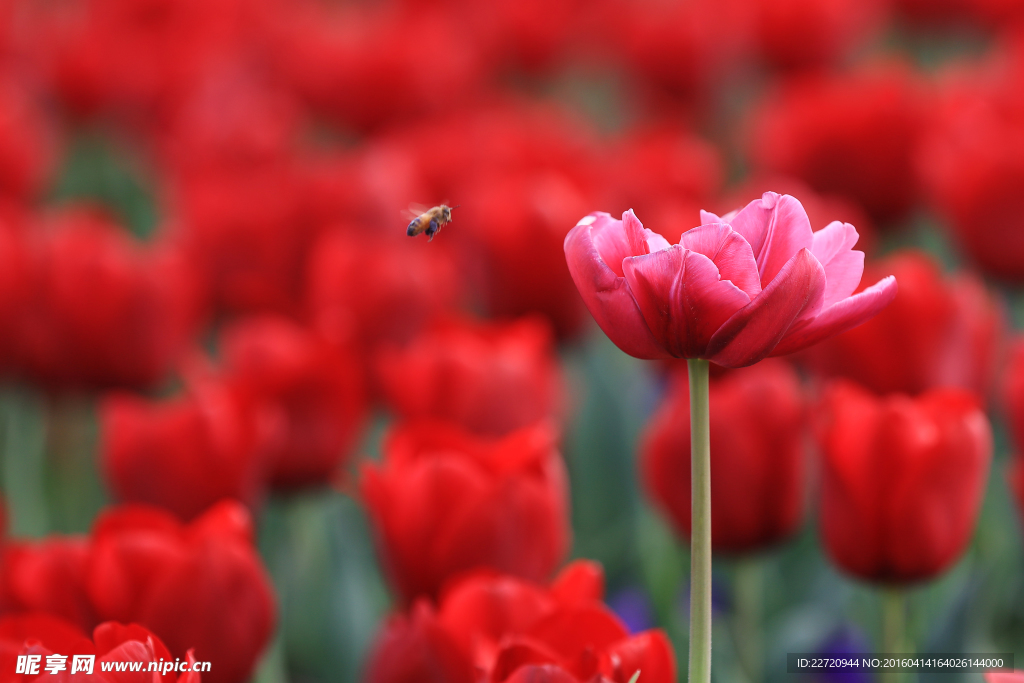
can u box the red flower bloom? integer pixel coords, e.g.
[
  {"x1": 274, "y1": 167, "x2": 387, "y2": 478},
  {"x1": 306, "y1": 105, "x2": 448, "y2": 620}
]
[
  {"x1": 747, "y1": 0, "x2": 885, "y2": 71},
  {"x1": 306, "y1": 229, "x2": 459, "y2": 352},
  {"x1": 269, "y1": 2, "x2": 483, "y2": 130},
  {"x1": 100, "y1": 379, "x2": 271, "y2": 521},
  {"x1": 748, "y1": 62, "x2": 928, "y2": 221},
  {"x1": 11, "y1": 208, "x2": 202, "y2": 391},
  {"x1": 0, "y1": 75, "x2": 58, "y2": 202},
  {"x1": 85, "y1": 502, "x2": 276, "y2": 683},
  {"x1": 817, "y1": 381, "x2": 992, "y2": 584},
  {"x1": 366, "y1": 561, "x2": 676, "y2": 683},
  {"x1": 801, "y1": 250, "x2": 1004, "y2": 398},
  {"x1": 0, "y1": 613, "x2": 200, "y2": 683},
  {"x1": 918, "y1": 38, "x2": 1024, "y2": 282},
  {"x1": 640, "y1": 359, "x2": 806, "y2": 554},
  {"x1": 219, "y1": 315, "x2": 367, "y2": 489},
  {"x1": 375, "y1": 317, "x2": 562, "y2": 436},
  {"x1": 361, "y1": 421, "x2": 570, "y2": 602},
  {"x1": 171, "y1": 162, "x2": 312, "y2": 315},
  {"x1": 1001, "y1": 339, "x2": 1024, "y2": 521},
  {"x1": 610, "y1": 0, "x2": 751, "y2": 99},
  {"x1": 29, "y1": 0, "x2": 254, "y2": 117},
  {"x1": 0, "y1": 537, "x2": 95, "y2": 632}
]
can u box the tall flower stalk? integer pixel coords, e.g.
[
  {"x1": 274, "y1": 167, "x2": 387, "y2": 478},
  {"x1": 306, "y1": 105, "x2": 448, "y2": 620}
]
[{"x1": 688, "y1": 358, "x2": 712, "y2": 683}]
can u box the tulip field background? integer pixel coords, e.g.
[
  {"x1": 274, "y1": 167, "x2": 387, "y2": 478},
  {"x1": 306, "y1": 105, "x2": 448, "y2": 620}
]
[{"x1": 0, "y1": 1, "x2": 1023, "y2": 682}]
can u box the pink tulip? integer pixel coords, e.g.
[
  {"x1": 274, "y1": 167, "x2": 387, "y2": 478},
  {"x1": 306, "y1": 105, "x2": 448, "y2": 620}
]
[{"x1": 564, "y1": 192, "x2": 897, "y2": 367}]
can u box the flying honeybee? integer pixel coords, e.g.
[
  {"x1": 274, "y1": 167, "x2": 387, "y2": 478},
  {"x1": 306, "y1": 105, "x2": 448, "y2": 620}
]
[{"x1": 406, "y1": 204, "x2": 458, "y2": 242}]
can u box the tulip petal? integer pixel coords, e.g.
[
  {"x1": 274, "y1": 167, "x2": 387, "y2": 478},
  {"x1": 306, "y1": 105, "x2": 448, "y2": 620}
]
[
  {"x1": 771, "y1": 275, "x2": 898, "y2": 356},
  {"x1": 680, "y1": 222, "x2": 761, "y2": 298},
  {"x1": 622, "y1": 209, "x2": 670, "y2": 256},
  {"x1": 812, "y1": 221, "x2": 866, "y2": 308},
  {"x1": 706, "y1": 248, "x2": 826, "y2": 367},
  {"x1": 623, "y1": 246, "x2": 750, "y2": 358},
  {"x1": 587, "y1": 212, "x2": 630, "y2": 278},
  {"x1": 752, "y1": 193, "x2": 815, "y2": 286},
  {"x1": 565, "y1": 221, "x2": 670, "y2": 359}
]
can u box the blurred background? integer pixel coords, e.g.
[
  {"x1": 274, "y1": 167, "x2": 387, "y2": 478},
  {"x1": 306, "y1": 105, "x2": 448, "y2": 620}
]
[{"x1": 0, "y1": 0, "x2": 1022, "y2": 682}]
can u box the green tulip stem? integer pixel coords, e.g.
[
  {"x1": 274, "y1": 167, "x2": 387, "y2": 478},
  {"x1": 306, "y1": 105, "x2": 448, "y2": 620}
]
[
  {"x1": 882, "y1": 588, "x2": 909, "y2": 683},
  {"x1": 734, "y1": 558, "x2": 763, "y2": 683},
  {"x1": 688, "y1": 358, "x2": 712, "y2": 683}
]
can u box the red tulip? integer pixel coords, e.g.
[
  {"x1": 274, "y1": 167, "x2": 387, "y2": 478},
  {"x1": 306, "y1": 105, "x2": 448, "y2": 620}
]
[
  {"x1": 564, "y1": 192, "x2": 896, "y2": 367},
  {"x1": 640, "y1": 359, "x2": 806, "y2": 554},
  {"x1": 1001, "y1": 339, "x2": 1024, "y2": 521},
  {"x1": 100, "y1": 379, "x2": 271, "y2": 521},
  {"x1": 0, "y1": 75, "x2": 58, "y2": 201},
  {"x1": 360, "y1": 421, "x2": 570, "y2": 602},
  {"x1": 171, "y1": 162, "x2": 311, "y2": 315},
  {"x1": 817, "y1": 381, "x2": 992, "y2": 583},
  {"x1": 801, "y1": 250, "x2": 1004, "y2": 397},
  {"x1": 269, "y1": 3, "x2": 483, "y2": 130},
  {"x1": 918, "y1": 38, "x2": 1024, "y2": 282},
  {"x1": 375, "y1": 317, "x2": 562, "y2": 436},
  {"x1": 0, "y1": 613, "x2": 200, "y2": 683},
  {"x1": 610, "y1": 0, "x2": 751, "y2": 99},
  {"x1": 747, "y1": 0, "x2": 885, "y2": 71},
  {"x1": 306, "y1": 229, "x2": 459, "y2": 352},
  {"x1": 0, "y1": 537, "x2": 95, "y2": 631},
  {"x1": 85, "y1": 501, "x2": 276, "y2": 683},
  {"x1": 366, "y1": 560, "x2": 677, "y2": 683},
  {"x1": 748, "y1": 63, "x2": 928, "y2": 221},
  {"x1": 11, "y1": 208, "x2": 202, "y2": 391},
  {"x1": 219, "y1": 315, "x2": 367, "y2": 489}
]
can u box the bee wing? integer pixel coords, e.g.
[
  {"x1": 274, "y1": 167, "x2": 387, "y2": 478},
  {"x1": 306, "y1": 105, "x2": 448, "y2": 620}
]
[{"x1": 405, "y1": 203, "x2": 429, "y2": 219}]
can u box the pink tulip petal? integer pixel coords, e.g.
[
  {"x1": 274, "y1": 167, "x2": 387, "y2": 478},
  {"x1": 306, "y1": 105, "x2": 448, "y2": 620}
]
[
  {"x1": 706, "y1": 248, "x2": 826, "y2": 367},
  {"x1": 587, "y1": 212, "x2": 630, "y2": 278},
  {"x1": 680, "y1": 222, "x2": 762, "y2": 298},
  {"x1": 771, "y1": 275, "x2": 899, "y2": 356},
  {"x1": 623, "y1": 209, "x2": 670, "y2": 256},
  {"x1": 565, "y1": 220, "x2": 669, "y2": 359},
  {"x1": 623, "y1": 246, "x2": 750, "y2": 358},
  {"x1": 812, "y1": 221, "x2": 866, "y2": 308},
  {"x1": 752, "y1": 193, "x2": 815, "y2": 286}
]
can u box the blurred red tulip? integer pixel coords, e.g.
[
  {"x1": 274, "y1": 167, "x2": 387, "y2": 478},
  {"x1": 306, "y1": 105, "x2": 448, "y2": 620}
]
[
  {"x1": 171, "y1": 162, "x2": 312, "y2": 315},
  {"x1": 11, "y1": 208, "x2": 202, "y2": 391},
  {"x1": 306, "y1": 229, "x2": 459, "y2": 351},
  {"x1": 801, "y1": 250, "x2": 1004, "y2": 397},
  {"x1": 220, "y1": 315, "x2": 368, "y2": 489},
  {"x1": 0, "y1": 537, "x2": 95, "y2": 631},
  {"x1": 748, "y1": 0, "x2": 886, "y2": 71},
  {"x1": 641, "y1": 360, "x2": 806, "y2": 554},
  {"x1": 375, "y1": 317, "x2": 563, "y2": 436},
  {"x1": 268, "y1": 2, "x2": 483, "y2": 130},
  {"x1": 609, "y1": 0, "x2": 751, "y2": 99},
  {"x1": 29, "y1": 0, "x2": 254, "y2": 118},
  {"x1": 85, "y1": 501, "x2": 276, "y2": 683},
  {"x1": 817, "y1": 381, "x2": 992, "y2": 584},
  {"x1": 1001, "y1": 339, "x2": 1024, "y2": 523},
  {"x1": 360, "y1": 421, "x2": 570, "y2": 602},
  {"x1": 0, "y1": 74, "x2": 58, "y2": 201},
  {"x1": 918, "y1": 38, "x2": 1024, "y2": 282},
  {"x1": 748, "y1": 62, "x2": 928, "y2": 221},
  {"x1": 565, "y1": 193, "x2": 896, "y2": 366},
  {"x1": 0, "y1": 614, "x2": 201, "y2": 683},
  {"x1": 100, "y1": 379, "x2": 271, "y2": 521},
  {"x1": 366, "y1": 560, "x2": 676, "y2": 683}
]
